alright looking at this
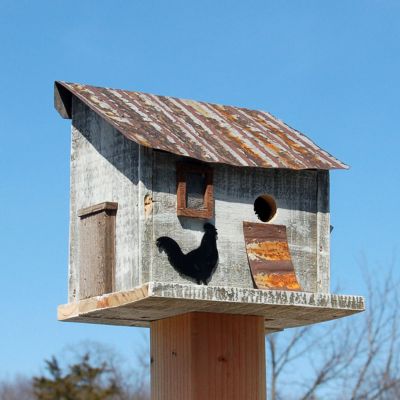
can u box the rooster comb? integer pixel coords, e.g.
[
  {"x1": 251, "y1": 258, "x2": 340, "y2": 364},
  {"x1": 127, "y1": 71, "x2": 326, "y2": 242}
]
[{"x1": 203, "y1": 223, "x2": 217, "y2": 234}]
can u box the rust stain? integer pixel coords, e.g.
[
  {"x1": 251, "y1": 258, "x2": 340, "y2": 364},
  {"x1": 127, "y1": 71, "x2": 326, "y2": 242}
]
[
  {"x1": 243, "y1": 222, "x2": 302, "y2": 291},
  {"x1": 254, "y1": 272, "x2": 301, "y2": 291},
  {"x1": 55, "y1": 81, "x2": 349, "y2": 171},
  {"x1": 97, "y1": 298, "x2": 110, "y2": 308},
  {"x1": 246, "y1": 241, "x2": 291, "y2": 261},
  {"x1": 144, "y1": 194, "x2": 153, "y2": 217}
]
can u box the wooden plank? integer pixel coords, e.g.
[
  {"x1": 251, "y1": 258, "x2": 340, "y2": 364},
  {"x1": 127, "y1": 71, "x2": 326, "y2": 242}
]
[
  {"x1": 176, "y1": 162, "x2": 214, "y2": 219},
  {"x1": 77, "y1": 202, "x2": 118, "y2": 217},
  {"x1": 316, "y1": 170, "x2": 330, "y2": 292},
  {"x1": 58, "y1": 284, "x2": 149, "y2": 319},
  {"x1": 78, "y1": 208, "x2": 117, "y2": 299},
  {"x1": 150, "y1": 312, "x2": 266, "y2": 400},
  {"x1": 58, "y1": 282, "x2": 365, "y2": 330},
  {"x1": 138, "y1": 145, "x2": 154, "y2": 284}
]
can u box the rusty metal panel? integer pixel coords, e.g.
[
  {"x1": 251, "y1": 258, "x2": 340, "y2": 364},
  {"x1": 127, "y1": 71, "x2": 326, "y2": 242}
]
[
  {"x1": 55, "y1": 81, "x2": 348, "y2": 170},
  {"x1": 243, "y1": 222, "x2": 302, "y2": 291}
]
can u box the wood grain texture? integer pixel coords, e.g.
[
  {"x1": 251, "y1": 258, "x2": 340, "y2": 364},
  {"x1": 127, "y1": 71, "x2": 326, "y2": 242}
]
[
  {"x1": 150, "y1": 312, "x2": 266, "y2": 400},
  {"x1": 69, "y1": 103, "x2": 332, "y2": 298},
  {"x1": 138, "y1": 145, "x2": 154, "y2": 284},
  {"x1": 58, "y1": 282, "x2": 365, "y2": 330},
  {"x1": 70, "y1": 98, "x2": 140, "y2": 301},
  {"x1": 151, "y1": 152, "x2": 325, "y2": 292},
  {"x1": 176, "y1": 162, "x2": 214, "y2": 219},
  {"x1": 316, "y1": 171, "x2": 330, "y2": 293},
  {"x1": 78, "y1": 207, "x2": 117, "y2": 299},
  {"x1": 77, "y1": 202, "x2": 118, "y2": 217}
]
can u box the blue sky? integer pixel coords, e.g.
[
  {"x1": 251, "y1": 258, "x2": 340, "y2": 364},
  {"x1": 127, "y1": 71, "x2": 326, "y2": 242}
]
[{"x1": 1, "y1": 0, "x2": 399, "y2": 378}]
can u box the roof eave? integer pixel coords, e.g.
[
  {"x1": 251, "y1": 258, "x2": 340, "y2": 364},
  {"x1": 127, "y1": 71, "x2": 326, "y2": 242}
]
[{"x1": 54, "y1": 81, "x2": 73, "y2": 119}]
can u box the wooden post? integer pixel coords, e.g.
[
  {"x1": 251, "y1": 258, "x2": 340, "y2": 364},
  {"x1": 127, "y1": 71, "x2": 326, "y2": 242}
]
[{"x1": 150, "y1": 312, "x2": 266, "y2": 400}]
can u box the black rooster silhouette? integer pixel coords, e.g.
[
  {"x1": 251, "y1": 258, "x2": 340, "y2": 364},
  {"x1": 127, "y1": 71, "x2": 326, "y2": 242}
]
[{"x1": 156, "y1": 223, "x2": 218, "y2": 285}]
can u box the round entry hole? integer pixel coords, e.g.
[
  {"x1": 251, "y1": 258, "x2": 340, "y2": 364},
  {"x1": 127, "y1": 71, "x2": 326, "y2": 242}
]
[{"x1": 254, "y1": 195, "x2": 277, "y2": 222}]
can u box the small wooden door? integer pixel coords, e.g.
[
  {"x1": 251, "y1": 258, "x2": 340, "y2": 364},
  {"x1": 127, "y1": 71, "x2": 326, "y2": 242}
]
[{"x1": 78, "y1": 202, "x2": 118, "y2": 299}]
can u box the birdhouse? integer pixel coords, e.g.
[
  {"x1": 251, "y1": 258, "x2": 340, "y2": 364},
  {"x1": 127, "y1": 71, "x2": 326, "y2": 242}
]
[{"x1": 55, "y1": 81, "x2": 364, "y2": 331}]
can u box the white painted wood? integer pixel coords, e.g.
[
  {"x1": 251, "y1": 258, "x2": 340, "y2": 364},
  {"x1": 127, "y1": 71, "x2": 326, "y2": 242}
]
[
  {"x1": 151, "y1": 151, "x2": 323, "y2": 292},
  {"x1": 138, "y1": 145, "x2": 154, "y2": 284},
  {"x1": 68, "y1": 99, "x2": 333, "y2": 303},
  {"x1": 70, "y1": 98, "x2": 140, "y2": 300},
  {"x1": 316, "y1": 171, "x2": 330, "y2": 292},
  {"x1": 58, "y1": 282, "x2": 365, "y2": 330}
]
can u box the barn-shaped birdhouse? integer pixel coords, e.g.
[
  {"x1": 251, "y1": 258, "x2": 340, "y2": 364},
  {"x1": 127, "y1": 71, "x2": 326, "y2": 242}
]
[{"x1": 56, "y1": 82, "x2": 364, "y2": 331}]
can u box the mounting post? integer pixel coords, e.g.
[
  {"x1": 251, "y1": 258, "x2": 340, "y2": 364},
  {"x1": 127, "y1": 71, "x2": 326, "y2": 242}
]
[{"x1": 150, "y1": 312, "x2": 266, "y2": 400}]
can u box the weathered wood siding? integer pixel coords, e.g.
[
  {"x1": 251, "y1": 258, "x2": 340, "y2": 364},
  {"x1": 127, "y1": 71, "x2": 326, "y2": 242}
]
[
  {"x1": 69, "y1": 99, "x2": 140, "y2": 301},
  {"x1": 151, "y1": 151, "x2": 330, "y2": 293},
  {"x1": 316, "y1": 171, "x2": 330, "y2": 293},
  {"x1": 69, "y1": 101, "x2": 330, "y2": 299}
]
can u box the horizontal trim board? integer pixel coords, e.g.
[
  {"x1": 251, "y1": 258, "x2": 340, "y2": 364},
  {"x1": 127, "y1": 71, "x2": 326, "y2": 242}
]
[
  {"x1": 58, "y1": 282, "x2": 364, "y2": 331},
  {"x1": 77, "y1": 202, "x2": 118, "y2": 218}
]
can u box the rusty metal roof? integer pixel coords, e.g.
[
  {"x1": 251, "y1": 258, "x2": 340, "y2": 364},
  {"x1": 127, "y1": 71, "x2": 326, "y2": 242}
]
[{"x1": 54, "y1": 81, "x2": 348, "y2": 170}]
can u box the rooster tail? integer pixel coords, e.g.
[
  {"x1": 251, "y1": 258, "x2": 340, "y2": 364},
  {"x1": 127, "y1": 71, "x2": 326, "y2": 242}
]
[
  {"x1": 156, "y1": 236, "x2": 186, "y2": 274},
  {"x1": 156, "y1": 237, "x2": 183, "y2": 257}
]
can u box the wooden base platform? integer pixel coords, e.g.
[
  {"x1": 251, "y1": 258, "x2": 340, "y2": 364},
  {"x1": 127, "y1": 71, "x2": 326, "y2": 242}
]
[{"x1": 58, "y1": 282, "x2": 364, "y2": 331}]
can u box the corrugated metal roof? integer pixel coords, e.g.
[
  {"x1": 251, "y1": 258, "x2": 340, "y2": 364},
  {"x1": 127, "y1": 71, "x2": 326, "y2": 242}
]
[{"x1": 54, "y1": 81, "x2": 348, "y2": 170}]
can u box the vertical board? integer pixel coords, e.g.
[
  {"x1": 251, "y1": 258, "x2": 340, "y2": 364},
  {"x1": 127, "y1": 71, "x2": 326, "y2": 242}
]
[
  {"x1": 138, "y1": 145, "x2": 154, "y2": 284},
  {"x1": 78, "y1": 204, "x2": 117, "y2": 299},
  {"x1": 176, "y1": 163, "x2": 214, "y2": 219},
  {"x1": 316, "y1": 170, "x2": 330, "y2": 292},
  {"x1": 151, "y1": 312, "x2": 266, "y2": 400}
]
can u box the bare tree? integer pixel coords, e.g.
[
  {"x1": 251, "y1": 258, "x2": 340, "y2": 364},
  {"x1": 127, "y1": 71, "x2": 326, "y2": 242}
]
[
  {"x1": 3, "y1": 267, "x2": 398, "y2": 400},
  {"x1": 63, "y1": 340, "x2": 150, "y2": 400},
  {"x1": 267, "y1": 267, "x2": 400, "y2": 400},
  {"x1": 0, "y1": 340, "x2": 150, "y2": 400},
  {"x1": 0, "y1": 375, "x2": 34, "y2": 400}
]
